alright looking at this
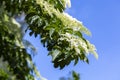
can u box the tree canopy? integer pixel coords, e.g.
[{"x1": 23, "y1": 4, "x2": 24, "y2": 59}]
[{"x1": 0, "y1": 0, "x2": 98, "y2": 80}]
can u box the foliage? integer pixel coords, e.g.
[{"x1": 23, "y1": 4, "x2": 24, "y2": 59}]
[
  {"x1": 59, "y1": 71, "x2": 80, "y2": 80},
  {"x1": 0, "y1": 0, "x2": 98, "y2": 80},
  {"x1": 28, "y1": 0, "x2": 98, "y2": 69},
  {"x1": 0, "y1": 3, "x2": 39, "y2": 80},
  {"x1": 0, "y1": 57, "x2": 16, "y2": 80}
]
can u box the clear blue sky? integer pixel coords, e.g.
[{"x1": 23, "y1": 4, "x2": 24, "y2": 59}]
[{"x1": 25, "y1": 0, "x2": 120, "y2": 80}]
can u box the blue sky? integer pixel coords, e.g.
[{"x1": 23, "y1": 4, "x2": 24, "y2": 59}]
[{"x1": 25, "y1": 0, "x2": 120, "y2": 80}]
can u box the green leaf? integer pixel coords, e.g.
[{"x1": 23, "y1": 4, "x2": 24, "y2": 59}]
[
  {"x1": 29, "y1": 31, "x2": 34, "y2": 36},
  {"x1": 49, "y1": 28, "x2": 55, "y2": 39},
  {"x1": 51, "y1": 49, "x2": 60, "y2": 61},
  {"x1": 74, "y1": 31, "x2": 83, "y2": 38},
  {"x1": 74, "y1": 57, "x2": 79, "y2": 65}
]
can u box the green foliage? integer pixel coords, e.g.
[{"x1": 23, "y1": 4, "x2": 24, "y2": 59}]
[
  {"x1": 0, "y1": 3, "x2": 39, "y2": 80},
  {"x1": 0, "y1": 69, "x2": 9, "y2": 80},
  {"x1": 72, "y1": 71, "x2": 80, "y2": 80},
  {"x1": 0, "y1": 0, "x2": 98, "y2": 80},
  {"x1": 59, "y1": 71, "x2": 80, "y2": 80},
  {"x1": 0, "y1": 57, "x2": 16, "y2": 80},
  {"x1": 28, "y1": 0, "x2": 98, "y2": 69}
]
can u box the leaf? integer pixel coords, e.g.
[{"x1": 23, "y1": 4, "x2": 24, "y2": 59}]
[
  {"x1": 49, "y1": 28, "x2": 55, "y2": 39},
  {"x1": 74, "y1": 57, "x2": 78, "y2": 65},
  {"x1": 51, "y1": 49, "x2": 60, "y2": 61},
  {"x1": 29, "y1": 31, "x2": 34, "y2": 36},
  {"x1": 86, "y1": 58, "x2": 89, "y2": 64},
  {"x1": 74, "y1": 31, "x2": 83, "y2": 38},
  {"x1": 30, "y1": 15, "x2": 39, "y2": 24},
  {"x1": 34, "y1": 32, "x2": 38, "y2": 37},
  {"x1": 92, "y1": 51, "x2": 98, "y2": 59}
]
